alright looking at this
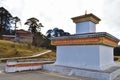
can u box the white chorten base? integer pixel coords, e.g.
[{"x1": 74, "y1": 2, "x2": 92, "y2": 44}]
[
  {"x1": 43, "y1": 63, "x2": 120, "y2": 80},
  {"x1": 55, "y1": 45, "x2": 115, "y2": 70}
]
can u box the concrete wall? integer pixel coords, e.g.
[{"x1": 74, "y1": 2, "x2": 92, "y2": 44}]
[
  {"x1": 5, "y1": 61, "x2": 42, "y2": 72},
  {"x1": 55, "y1": 45, "x2": 114, "y2": 70},
  {"x1": 76, "y1": 21, "x2": 96, "y2": 34}
]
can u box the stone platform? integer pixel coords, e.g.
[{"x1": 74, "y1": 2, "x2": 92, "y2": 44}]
[{"x1": 43, "y1": 64, "x2": 120, "y2": 80}]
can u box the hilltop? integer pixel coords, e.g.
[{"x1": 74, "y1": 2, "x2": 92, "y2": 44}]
[{"x1": 0, "y1": 40, "x2": 56, "y2": 59}]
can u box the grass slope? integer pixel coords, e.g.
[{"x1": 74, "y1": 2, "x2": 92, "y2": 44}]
[{"x1": 0, "y1": 40, "x2": 56, "y2": 59}]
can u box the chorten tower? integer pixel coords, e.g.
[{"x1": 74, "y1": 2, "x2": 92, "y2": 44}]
[
  {"x1": 43, "y1": 13, "x2": 120, "y2": 80},
  {"x1": 51, "y1": 13, "x2": 119, "y2": 70}
]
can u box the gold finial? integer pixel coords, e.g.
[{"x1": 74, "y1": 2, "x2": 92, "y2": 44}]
[{"x1": 85, "y1": 10, "x2": 87, "y2": 15}]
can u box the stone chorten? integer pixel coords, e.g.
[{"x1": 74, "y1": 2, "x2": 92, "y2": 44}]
[
  {"x1": 43, "y1": 13, "x2": 120, "y2": 80},
  {"x1": 51, "y1": 13, "x2": 119, "y2": 70}
]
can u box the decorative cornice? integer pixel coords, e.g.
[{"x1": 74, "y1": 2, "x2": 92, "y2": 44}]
[
  {"x1": 71, "y1": 13, "x2": 101, "y2": 24},
  {"x1": 51, "y1": 32, "x2": 119, "y2": 47},
  {"x1": 51, "y1": 37, "x2": 101, "y2": 45},
  {"x1": 51, "y1": 37, "x2": 118, "y2": 47}
]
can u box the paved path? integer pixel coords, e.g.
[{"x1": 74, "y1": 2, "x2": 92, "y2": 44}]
[
  {"x1": 0, "y1": 63, "x2": 120, "y2": 80},
  {"x1": 0, "y1": 64, "x2": 94, "y2": 80},
  {"x1": 0, "y1": 50, "x2": 52, "y2": 60},
  {"x1": 0, "y1": 71, "x2": 94, "y2": 80}
]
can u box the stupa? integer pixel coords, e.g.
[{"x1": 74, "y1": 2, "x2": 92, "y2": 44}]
[{"x1": 43, "y1": 13, "x2": 120, "y2": 80}]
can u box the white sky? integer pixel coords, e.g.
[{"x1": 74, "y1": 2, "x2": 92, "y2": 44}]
[{"x1": 0, "y1": 0, "x2": 120, "y2": 39}]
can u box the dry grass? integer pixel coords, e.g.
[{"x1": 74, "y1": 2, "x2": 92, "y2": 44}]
[
  {"x1": 38, "y1": 51, "x2": 56, "y2": 59},
  {"x1": 114, "y1": 56, "x2": 120, "y2": 61},
  {"x1": 0, "y1": 40, "x2": 56, "y2": 59}
]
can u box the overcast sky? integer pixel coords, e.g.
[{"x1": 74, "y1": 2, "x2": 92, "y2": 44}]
[{"x1": 0, "y1": 0, "x2": 120, "y2": 38}]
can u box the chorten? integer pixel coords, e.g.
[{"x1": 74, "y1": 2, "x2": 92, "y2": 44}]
[
  {"x1": 44, "y1": 13, "x2": 120, "y2": 80},
  {"x1": 51, "y1": 13, "x2": 119, "y2": 70}
]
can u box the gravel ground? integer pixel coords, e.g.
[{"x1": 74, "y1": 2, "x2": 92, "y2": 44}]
[{"x1": 0, "y1": 63, "x2": 120, "y2": 80}]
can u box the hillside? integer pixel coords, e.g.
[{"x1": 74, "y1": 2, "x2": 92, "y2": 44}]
[{"x1": 0, "y1": 40, "x2": 56, "y2": 59}]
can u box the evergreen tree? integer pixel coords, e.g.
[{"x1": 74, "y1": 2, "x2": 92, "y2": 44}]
[
  {"x1": 25, "y1": 17, "x2": 43, "y2": 33},
  {"x1": 25, "y1": 17, "x2": 44, "y2": 46},
  {"x1": 46, "y1": 27, "x2": 70, "y2": 38},
  {"x1": 0, "y1": 7, "x2": 13, "y2": 35}
]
